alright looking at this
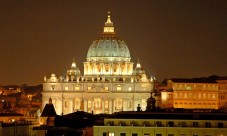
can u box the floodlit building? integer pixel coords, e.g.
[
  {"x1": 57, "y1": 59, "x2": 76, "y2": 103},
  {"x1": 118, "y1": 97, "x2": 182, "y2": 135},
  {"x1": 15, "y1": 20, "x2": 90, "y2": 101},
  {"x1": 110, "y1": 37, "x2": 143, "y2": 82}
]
[
  {"x1": 42, "y1": 12, "x2": 154, "y2": 115},
  {"x1": 93, "y1": 112, "x2": 227, "y2": 136},
  {"x1": 159, "y1": 77, "x2": 227, "y2": 111}
]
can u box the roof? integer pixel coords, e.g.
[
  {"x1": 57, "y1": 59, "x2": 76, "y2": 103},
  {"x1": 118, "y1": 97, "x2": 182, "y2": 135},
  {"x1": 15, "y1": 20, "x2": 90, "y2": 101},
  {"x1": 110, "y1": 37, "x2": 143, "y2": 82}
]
[
  {"x1": 170, "y1": 75, "x2": 221, "y2": 83},
  {"x1": 109, "y1": 111, "x2": 227, "y2": 120}
]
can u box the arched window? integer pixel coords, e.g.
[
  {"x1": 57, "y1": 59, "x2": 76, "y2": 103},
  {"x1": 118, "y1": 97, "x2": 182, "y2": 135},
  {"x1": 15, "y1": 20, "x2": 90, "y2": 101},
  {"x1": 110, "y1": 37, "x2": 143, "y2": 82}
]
[
  {"x1": 116, "y1": 99, "x2": 122, "y2": 110},
  {"x1": 74, "y1": 98, "x2": 80, "y2": 109},
  {"x1": 94, "y1": 98, "x2": 101, "y2": 109},
  {"x1": 105, "y1": 101, "x2": 108, "y2": 109}
]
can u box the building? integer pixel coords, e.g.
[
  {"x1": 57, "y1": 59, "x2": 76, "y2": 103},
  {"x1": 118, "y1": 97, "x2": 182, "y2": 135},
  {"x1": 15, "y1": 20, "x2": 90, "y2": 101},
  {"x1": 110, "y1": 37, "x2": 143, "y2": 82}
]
[
  {"x1": 158, "y1": 76, "x2": 227, "y2": 111},
  {"x1": 42, "y1": 12, "x2": 154, "y2": 115},
  {"x1": 93, "y1": 111, "x2": 227, "y2": 136}
]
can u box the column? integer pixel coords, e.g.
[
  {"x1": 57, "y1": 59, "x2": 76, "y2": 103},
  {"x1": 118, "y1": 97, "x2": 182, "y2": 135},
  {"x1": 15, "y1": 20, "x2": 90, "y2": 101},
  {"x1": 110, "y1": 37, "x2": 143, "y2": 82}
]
[
  {"x1": 72, "y1": 99, "x2": 75, "y2": 112},
  {"x1": 102, "y1": 99, "x2": 105, "y2": 113},
  {"x1": 122, "y1": 99, "x2": 125, "y2": 111},
  {"x1": 108, "y1": 99, "x2": 112, "y2": 114},
  {"x1": 57, "y1": 98, "x2": 62, "y2": 115},
  {"x1": 91, "y1": 100, "x2": 94, "y2": 112},
  {"x1": 112, "y1": 99, "x2": 115, "y2": 113},
  {"x1": 84, "y1": 99, "x2": 87, "y2": 112},
  {"x1": 69, "y1": 99, "x2": 73, "y2": 113}
]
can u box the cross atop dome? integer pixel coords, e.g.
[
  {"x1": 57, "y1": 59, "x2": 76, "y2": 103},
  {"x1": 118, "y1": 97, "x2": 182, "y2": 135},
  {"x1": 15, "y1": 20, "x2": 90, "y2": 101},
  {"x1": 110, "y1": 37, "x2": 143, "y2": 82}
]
[{"x1": 103, "y1": 11, "x2": 115, "y2": 34}]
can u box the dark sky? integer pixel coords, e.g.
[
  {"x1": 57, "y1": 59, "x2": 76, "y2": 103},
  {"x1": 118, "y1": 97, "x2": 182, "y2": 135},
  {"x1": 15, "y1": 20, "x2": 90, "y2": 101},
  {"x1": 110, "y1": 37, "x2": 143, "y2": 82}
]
[{"x1": 0, "y1": 0, "x2": 226, "y2": 85}]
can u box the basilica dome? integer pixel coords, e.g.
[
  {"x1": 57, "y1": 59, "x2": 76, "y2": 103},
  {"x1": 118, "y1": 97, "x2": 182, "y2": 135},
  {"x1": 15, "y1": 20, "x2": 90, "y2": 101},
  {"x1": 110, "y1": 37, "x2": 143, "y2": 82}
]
[{"x1": 86, "y1": 13, "x2": 131, "y2": 62}]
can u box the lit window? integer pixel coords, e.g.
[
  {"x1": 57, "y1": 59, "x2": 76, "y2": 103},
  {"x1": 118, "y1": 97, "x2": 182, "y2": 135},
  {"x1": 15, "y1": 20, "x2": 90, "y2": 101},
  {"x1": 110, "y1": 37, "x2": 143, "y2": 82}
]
[
  {"x1": 88, "y1": 101, "x2": 91, "y2": 108},
  {"x1": 109, "y1": 133, "x2": 114, "y2": 136},
  {"x1": 88, "y1": 87, "x2": 91, "y2": 90},
  {"x1": 105, "y1": 87, "x2": 109, "y2": 90},
  {"x1": 116, "y1": 99, "x2": 122, "y2": 110},
  {"x1": 212, "y1": 94, "x2": 216, "y2": 99},
  {"x1": 94, "y1": 98, "x2": 101, "y2": 108},
  {"x1": 117, "y1": 86, "x2": 121, "y2": 91},
  {"x1": 105, "y1": 101, "x2": 108, "y2": 108},
  {"x1": 128, "y1": 87, "x2": 132, "y2": 91},
  {"x1": 142, "y1": 99, "x2": 147, "y2": 110},
  {"x1": 75, "y1": 86, "x2": 80, "y2": 91},
  {"x1": 74, "y1": 99, "x2": 80, "y2": 109},
  {"x1": 65, "y1": 87, "x2": 69, "y2": 90}
]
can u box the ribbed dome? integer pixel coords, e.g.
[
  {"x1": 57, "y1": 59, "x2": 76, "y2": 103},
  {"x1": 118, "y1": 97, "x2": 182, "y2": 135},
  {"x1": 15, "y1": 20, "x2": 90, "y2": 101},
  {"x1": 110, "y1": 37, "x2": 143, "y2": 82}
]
[
  {"x1": 86, "y1": 12, "x2": 131, "y2": 62},
  {"x1": 87, "y1": 35, "x2": 130, "y2": 60}
]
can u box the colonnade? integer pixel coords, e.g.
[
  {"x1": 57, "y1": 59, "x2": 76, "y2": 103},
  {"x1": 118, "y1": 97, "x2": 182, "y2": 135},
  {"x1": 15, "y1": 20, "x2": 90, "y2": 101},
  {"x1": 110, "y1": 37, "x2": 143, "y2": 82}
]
[{"x1": 43, "y1": 97, "x2": 146, "y2": 115}]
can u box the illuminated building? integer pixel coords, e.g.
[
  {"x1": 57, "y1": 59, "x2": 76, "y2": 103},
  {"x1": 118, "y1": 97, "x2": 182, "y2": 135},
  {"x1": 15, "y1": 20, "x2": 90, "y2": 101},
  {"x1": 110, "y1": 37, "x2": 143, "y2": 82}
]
[
  {"x1": 93, "y1": 112, "x2": 227, "y2": 136},
  {"x1": 160, "y1": 77, "x2": 227, "y2": 111},
  {"x1": 42, "y1": 12, "x2": 154, "y2": 115}
]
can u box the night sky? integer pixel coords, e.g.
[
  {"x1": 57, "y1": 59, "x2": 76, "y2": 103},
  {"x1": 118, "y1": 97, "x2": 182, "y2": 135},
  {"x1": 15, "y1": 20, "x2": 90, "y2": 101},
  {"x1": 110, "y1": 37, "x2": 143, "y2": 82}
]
[{"x1": 0, "y1": 0, "x2": 226, "y2": 85}]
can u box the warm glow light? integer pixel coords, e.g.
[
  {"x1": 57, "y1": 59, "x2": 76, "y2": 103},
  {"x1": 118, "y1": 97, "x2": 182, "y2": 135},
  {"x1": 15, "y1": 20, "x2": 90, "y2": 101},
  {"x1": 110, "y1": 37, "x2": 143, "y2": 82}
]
[{"x1": 162, "y1": 92, "x2": 167, "y2": 101}]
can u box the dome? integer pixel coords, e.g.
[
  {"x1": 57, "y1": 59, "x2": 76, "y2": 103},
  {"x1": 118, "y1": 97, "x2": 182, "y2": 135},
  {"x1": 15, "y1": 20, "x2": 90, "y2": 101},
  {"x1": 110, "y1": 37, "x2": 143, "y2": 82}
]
[
  {"x1": 66, "y1": 60, "x2": 80, "y2": 76},
  {"x1": 133, "y1": 59, "x2": 146, "y2": 75},
  {"x1": 86, "y1": 12, "x2": 131, "y2": 62}
]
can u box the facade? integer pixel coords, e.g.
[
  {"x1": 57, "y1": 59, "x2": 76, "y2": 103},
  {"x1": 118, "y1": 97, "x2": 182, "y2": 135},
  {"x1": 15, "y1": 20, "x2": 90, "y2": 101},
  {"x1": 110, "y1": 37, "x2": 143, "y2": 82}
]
[
  {"x1": 159, "y1": 77, "x2": 227, "y2": 111},
  {"x1": 42, "y1": 13, "x2": 154, "y2": 115},
  {"x1": 93, "y1": 112, "x2": 227, "y2": 136}
]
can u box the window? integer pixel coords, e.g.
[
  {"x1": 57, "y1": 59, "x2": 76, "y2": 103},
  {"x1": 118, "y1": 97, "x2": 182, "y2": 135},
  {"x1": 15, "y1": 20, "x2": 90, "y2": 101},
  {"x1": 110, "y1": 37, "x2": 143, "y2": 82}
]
[
  {"x1": 88, "y1": 101, "x2": 91, "y2": 108},
  {"x1": 193, "y1": 135, "x2": 198, "y2": 136},
  {"x1": 193, "y1": 122, "x2": 198, "y2": 127},
  {"x1": 117, "y1": 86, "x2": 121, "y2": 91},
  {"x1": 88, "y1": 87, "x2": 91, "y2": 90},
  {"x1": 75, "y1": 86, "x2": 80, "y2": 91},
  {"x1": 168, "y1": 121, "x2": 174, "y2": 127},
  {"x1": 205, "y1": 122, "x2": 211, "y2": 128},
  {"x1": 65, "y1": 86, "x2": 69, "y2": 90},
  {"x1": 105, "y1": 101, "x2": 108, "y2": 108},
  {"x1": 65, "y1": 101, "x2": 68, "y2": 107},
  {"x1": 218, "y1": 122, "x2": 223, "y2": 128},
  {"x1": 156, "y1": 121, "x2": 162, "y2": 127},
  {"x1": 105, "y1": 87, "x2": 109, "y2": 90},
  {"x1": 109, "y1": 133, "x2": 114, "y2": 136},
  {"x1": 128, "y1": 87, "x2": 132, "y2": 91},
  {"x1": 94, "y1": 98, "x2": 101, "y2": 108},
  {"x1": 116, "y1": 99, "x2": 122, "y2": 110},
  {"x1": 132, "y1": 134, "x2": 138, "y2": 136},
  {"x1": 156, "y1": 134, "x2": 162, "y2": 136},
  {"x1": 120, "y1": 133, "x2": 126, "y2": 136},
  {"x1": 179, "y1": 122, "x2": 186, "y2": 127},
  {"x1": 168, "y1": 134, "x2": 174, "y2": 136}
]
